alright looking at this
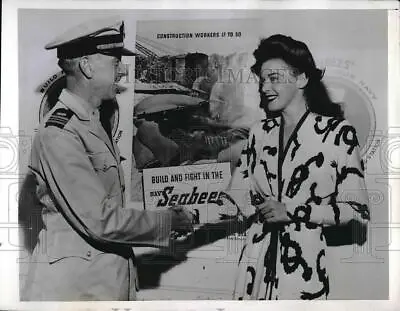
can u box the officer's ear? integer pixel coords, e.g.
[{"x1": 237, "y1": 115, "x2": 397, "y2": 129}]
[{"x1": 78, "y1": 56, "x2": 93, "y2": 79}]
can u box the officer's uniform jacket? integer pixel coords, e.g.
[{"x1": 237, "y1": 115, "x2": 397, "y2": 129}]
[{"x1": 22, "y1": 89, "x2": 173, "y2": 301}]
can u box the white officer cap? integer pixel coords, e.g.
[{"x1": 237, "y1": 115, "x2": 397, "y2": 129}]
[{"x1": 45, "y1": 16, "x2": 136, "y2": 59}]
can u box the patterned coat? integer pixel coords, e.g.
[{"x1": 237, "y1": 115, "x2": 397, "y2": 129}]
[{"x1": 231, "y1": 110, "x2": 370, "y2": 300}]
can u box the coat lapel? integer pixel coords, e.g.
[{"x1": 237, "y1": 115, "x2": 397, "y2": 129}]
[{"x1": 277, "y1": 109, "x2": 310, "y2": 201}]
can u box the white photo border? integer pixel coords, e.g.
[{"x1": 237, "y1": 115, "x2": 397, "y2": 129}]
[{"x1": 1, "y1": 1, "x2": 399, "y2": 310}]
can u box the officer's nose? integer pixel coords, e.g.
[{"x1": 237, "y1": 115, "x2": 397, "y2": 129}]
[{"x1": 116, "y1": 61, "x2": 128, "y2": 82}]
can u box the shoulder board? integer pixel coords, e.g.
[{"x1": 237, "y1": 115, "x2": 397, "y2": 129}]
[{"x1": 45, "y1": 108, "x2": 74, "y2": 129}]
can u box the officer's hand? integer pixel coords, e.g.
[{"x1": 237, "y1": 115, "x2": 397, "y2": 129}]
[
  {"x1": 170, "y1": 206, "x2": 195, "y2": 234},
  {"x1": 256, "y1": 199, "x2": 290, "y2": 223}
]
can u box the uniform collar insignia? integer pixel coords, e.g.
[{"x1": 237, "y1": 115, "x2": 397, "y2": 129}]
[{"x1": 58, "y1": 89, "x2": 98, "y2": 121}]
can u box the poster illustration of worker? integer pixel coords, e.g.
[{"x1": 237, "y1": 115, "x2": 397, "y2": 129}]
[{"x1": 131, "y1": 20, "x2": 264, "y2": 229}]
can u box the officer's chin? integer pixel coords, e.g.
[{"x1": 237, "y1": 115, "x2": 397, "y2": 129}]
[
  {"x1": 116, "y1": 84, "x2": 128, "y2": 95},
  {"x1": 104, "y1": 85, "x2": 118, "y2": 99},
  {"x1": 101, "y1": 91, "x2": 118, "y2": 105}
]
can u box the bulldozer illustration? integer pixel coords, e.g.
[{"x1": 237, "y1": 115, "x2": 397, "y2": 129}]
[{"x1": 133, "y1": 93, "x2": 249, "y2": 170}]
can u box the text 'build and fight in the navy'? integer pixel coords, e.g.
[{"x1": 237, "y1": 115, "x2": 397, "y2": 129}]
[{"x1": 142, "y1": 163, "x2": 231, "y2": 216}]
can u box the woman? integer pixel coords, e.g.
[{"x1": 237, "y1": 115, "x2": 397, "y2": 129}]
[{"x1": 230, "y1": 34, "x2": 370, "y2": 300}]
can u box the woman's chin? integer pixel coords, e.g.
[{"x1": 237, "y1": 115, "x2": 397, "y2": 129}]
[
  {"x1": 263, "y1": 104, "x2": 281, "y2": 113},
  {"x1": 267, "y1": 100, "x2": 282, "y2": 111}
]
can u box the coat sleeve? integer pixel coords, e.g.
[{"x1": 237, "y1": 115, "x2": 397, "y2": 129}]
[
  {"x1": 218, "y1": 128, "x2": 257, "y2": 218},
  {"x1": 285, "y1": 121, "x2": 370, "y2": 226},
  {"x1": 38, "y1": 126, "x2": 173, "y2": 247}
]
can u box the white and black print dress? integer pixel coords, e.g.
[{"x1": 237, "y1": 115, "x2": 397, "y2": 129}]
[{"x1": 231, "y1": 109, "x2": 370, "y2": 300}]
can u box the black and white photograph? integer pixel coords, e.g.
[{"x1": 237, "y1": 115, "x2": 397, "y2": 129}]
[{"x1": 0, "y1": 3, "x2": 398, "y2": 309}]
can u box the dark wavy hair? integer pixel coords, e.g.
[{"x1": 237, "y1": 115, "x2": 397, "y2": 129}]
[{"x1": 251, "y1": 34, "x2": 343, "y2": 118}]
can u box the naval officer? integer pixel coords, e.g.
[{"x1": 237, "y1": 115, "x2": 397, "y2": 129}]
[{"x1": 21, "y1": 16, "x2": 194, "y2": 301}]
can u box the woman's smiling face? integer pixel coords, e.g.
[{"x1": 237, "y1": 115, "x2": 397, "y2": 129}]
[{"x1": 259, "y1": 58, "x2": 301, "y2": 113}]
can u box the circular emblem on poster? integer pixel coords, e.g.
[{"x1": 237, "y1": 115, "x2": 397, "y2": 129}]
[
  {"x1": 38, "y1": 71, "x2": 120, "y2": 137},
  {"x1": 322, "y1": 60, "x2": 378, "y2": 159},
  {"x1": 38, "y1": 72, "x2": 66, "y2": 122}
]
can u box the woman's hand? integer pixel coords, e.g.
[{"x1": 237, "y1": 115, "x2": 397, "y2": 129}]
[
  {"x1": 170, "y1": 205, "x2": 195, "y2": 234},
  {"x1": 256, "y1": 199, "x2": 290, "y2": 223}
]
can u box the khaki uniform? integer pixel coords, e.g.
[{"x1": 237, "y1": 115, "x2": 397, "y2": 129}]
[{"x1": 22, "y1": 89, "x2": 173, "y2": 301}]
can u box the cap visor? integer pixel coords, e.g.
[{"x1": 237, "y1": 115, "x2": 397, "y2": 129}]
[{"x1": 121, "y1": 47, "x2": 136, "y2": 56}]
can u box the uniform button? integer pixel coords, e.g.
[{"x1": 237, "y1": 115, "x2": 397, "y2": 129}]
[{"x1": 86, "y1": 250, "x2": 92, "y2": 257}]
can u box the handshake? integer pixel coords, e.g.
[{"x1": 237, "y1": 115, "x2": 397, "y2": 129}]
[{"x1": 169, "y1": 205, "x2": 198, "y2": 239}]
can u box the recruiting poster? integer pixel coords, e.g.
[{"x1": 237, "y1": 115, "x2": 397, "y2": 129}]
[
  {"x1": 2, "y1": 6, "x2": 395, "y2": 305},
  {"x1": 131, "y1": 20, "x2": 262, "y2": 207}
]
